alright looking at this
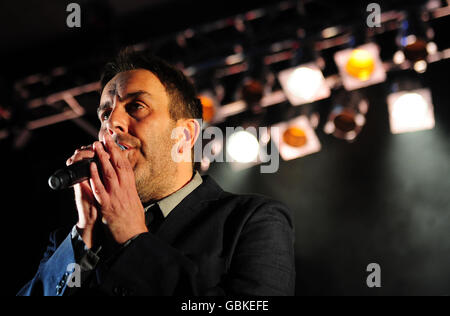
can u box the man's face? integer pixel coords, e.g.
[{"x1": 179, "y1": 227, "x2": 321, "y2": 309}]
[{"x1": 98, "y1": 69, "x2": 178, "y2": 202}]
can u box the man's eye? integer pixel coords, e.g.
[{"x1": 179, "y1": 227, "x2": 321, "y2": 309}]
[
  {"x1": 127, "y1": 103, "x2": 148, "y2": 116},
  {"x1": 131, "y1": 103, "x2": 144, "y2": 110},
  {"x1": 100, "y1": 110, "x2": 111, "y2": 121}
]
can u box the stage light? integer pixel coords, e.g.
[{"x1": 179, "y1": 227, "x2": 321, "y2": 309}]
[
  {"x1": 393, "y1": 50, "x2": 406, "y2": 65},
  {"x1": 283, "y1": 126, "x2": 308, "y2": 148},
  {"x1": 278, "y1": 63, "x2": 330, "y2": 106},
  {"x1": 271, "y1": 115, "x2": 321, "y2": 161},
  {"x1": 387, "y1": 88, "x2": 435, "y2": 134},
  {"x1": 321, "y1": 26, "x2": 340, "y2": 39},
  {"x1": 324, "y1": 90, "x2": 368, "y2": 142},
  {"x1": 426, "y1": 41, "x2": 438, "y2": 55},
  {"x1": 400, "y1": 36, "x2": 433, "y2": 74},
  {"x1": 345, "y1": 49, "x2": 375, "y2": 81},
  {"x1": 226, "y1": 130, "x2": 260, "y2": 163},
  {"x1": 334, "y1": 43, "x2": 386, "y2": 90},
  {"x1": 397, "y1": 11, "x2": 435, "y2": 73},
  {"x1": 240, "y1": 79, "x2": 264, "y2": 104},
  {"x1": 413, "y1": 60, "x2": 427, "y2": 73},
  {"x1": 287, "y1": 68, "x2": 320, "y2": 100},
  {"x1": 198, "y1": 94, "x2": 216, "y2": 123},
  {"x1": 403, "y1": 35, "x2": 428, "y2": 62},
  {"x1": 240, "y1": 79, "x2": 264, "y2": 113},
  {"x1": 393, "y1": 39, "x2": 437, "y2": 71}
]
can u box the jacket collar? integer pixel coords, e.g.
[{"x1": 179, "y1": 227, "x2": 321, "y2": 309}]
[{"x1": 154, "y1": 174, "x2": 224, "y2": 242}]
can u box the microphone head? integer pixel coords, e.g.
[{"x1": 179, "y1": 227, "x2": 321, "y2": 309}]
[
  {"x1": 48, "y1": 169, "x2": 71, "y2": 191},
  {"x1": 48, "y1": 158, "x2": 94, "y2": 190},
  {"x1": 48, "y1": 174, "x2": 62, "y2": 190}
]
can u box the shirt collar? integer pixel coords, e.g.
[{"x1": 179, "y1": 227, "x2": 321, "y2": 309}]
[{"x1": 144, "y1": 171, "x2": 203, "y2": 218}]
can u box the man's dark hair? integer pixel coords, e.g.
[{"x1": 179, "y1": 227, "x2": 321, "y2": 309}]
[{"x1": 100, "y1": 48, "x2": 202, "y2": 121}]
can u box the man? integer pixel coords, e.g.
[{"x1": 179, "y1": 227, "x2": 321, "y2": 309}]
[{"x1": 18, "y1": 50, "x2": 295, "y2": 296}]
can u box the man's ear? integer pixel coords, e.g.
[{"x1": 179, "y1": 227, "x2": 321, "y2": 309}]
[{"x1": 177, "y1": 118, "x2": 200, "y2": 150}]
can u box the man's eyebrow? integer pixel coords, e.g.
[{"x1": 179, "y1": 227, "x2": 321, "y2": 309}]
[
  {"x1": 97, "y1": 101, "x2": 111, "y2": 115},
  {"x1": 120, "y1": 90, "x2": 152, "y2": 101},
  {"x1": 97, "y1": 90, "x2": 152, "y2": 115}
]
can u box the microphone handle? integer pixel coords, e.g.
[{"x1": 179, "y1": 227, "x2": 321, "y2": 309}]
[{"x1": 48, "y1": 158, "x2": 96, "y2": 191}]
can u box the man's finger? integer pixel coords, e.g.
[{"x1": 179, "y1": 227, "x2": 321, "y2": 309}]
[
  {"x1": 94, "y1": 141, "x2": 118, "y2": 190},
  {"x1": 77, "y1": 180, "x2": 95, "y2": 201},
  {"x1": 67, "y1": 146, "x2": 96, "y2": 166},
  {"x1": 104, "y1": 133, "x2": 132, "y2": 183},
  {"x1": 89, "y1": 162, "x2": 108, "y2": 205}
]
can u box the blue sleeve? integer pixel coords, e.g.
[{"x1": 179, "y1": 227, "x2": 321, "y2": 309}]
[{"x1": 17, "y1": 230, "x2": 77, "y2": 296}]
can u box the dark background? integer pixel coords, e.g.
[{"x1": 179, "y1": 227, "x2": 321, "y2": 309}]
[{"x1": 1, "y1": 0, "x2": 449, "y2": 295}]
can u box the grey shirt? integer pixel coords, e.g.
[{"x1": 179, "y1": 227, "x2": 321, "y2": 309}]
[{"x1": 70, "y1": 171, "x2": 203, "y2": 271}]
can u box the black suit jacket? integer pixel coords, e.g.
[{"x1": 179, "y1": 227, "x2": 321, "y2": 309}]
[{"x1": 18, "y1": 175, "x2": 295, "y2": 296}]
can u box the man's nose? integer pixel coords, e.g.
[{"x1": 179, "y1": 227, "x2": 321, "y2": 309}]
[{"x1": 106, "y1": 106, "x2": 128, "y2": 135}]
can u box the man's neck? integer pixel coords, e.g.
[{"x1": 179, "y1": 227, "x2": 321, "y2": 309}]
[
  {"x1": 164, "y1": 168, "x2": 195, "y2": 198},
  {"x1": 142, "y1": 167, "x2": 195, "y2": 206}
]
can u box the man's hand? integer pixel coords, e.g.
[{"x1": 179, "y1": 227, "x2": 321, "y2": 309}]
[
  {"x1": 89, "y1": 133, "x2": 148, "y2": 244},
  {"x1": 67, "y1": 145, "x2": 107, "y2": 249}
]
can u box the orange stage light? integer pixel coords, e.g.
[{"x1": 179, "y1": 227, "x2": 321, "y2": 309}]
[
  {"x1": 283, "y1": 126, "x2": 308, "y2": 148},
  {"x1": 345, "y1": 49, "x2": 375, "y2": 81},
  {"x1": 199, "y1": 95, "x2": 215, "y2": 123}
]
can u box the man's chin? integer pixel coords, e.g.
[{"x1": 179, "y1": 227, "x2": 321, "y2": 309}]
[{"x1": 126, "y1": 151, "x2": 141, "y2": 171}]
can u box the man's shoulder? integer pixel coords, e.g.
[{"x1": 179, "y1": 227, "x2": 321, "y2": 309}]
[
  {"x1": 220, "y1": 190, "x2": 289, "y2": 212},
  {"x1": 196, "y1": 174, "x2": 291, "y2": 220}
]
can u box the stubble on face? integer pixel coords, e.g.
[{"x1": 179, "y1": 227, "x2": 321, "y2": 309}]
[{"x1": 134, "y1": 118, "x2": 179, "y2": 204}]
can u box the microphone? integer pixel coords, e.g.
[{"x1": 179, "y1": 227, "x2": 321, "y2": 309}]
[{"x1": 48, "y1": 142, "x2": 127, "y2": 190}]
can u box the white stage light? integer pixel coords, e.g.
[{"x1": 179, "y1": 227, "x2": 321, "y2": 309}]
[
  {"x1": 413, "y1": 60, "x2": 427, "y2": 73},
  {"x1": 227, "y1": 131, "x2": 260, "y2": 163},
  {"x1": 278, "y1": 63, "x2": 330, "y2": 106},
  {"x1": 393, "y1": 50, "x2": 406, "y2": 65},
  {"x1": 387, "y1": 88, "x2": 435, "y2": 134}
]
